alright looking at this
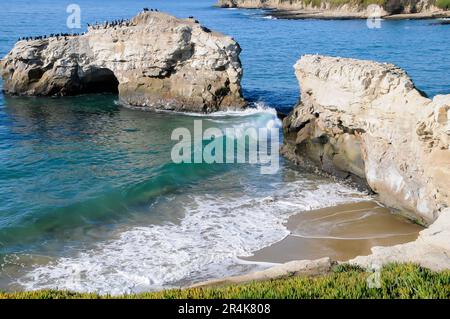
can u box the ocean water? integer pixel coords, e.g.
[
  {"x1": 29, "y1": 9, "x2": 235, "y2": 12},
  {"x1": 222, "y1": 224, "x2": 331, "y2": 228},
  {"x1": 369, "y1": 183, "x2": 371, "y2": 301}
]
[{"x1": 0, "y1": 0, "x2": 449, "y2": 294}]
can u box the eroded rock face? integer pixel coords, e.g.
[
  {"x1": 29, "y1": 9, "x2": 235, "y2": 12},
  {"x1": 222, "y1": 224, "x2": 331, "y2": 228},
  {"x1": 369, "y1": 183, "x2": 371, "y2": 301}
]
[
  {"x1": 217, "y1": 0, "x2": 443, "y2": 17},
  {"x1": 283, "y1": 55, "x2": 450, "y2": 224},
  {"x1": 217, "y1": 0, "x2": 439, "y2": 14},
  {"x1": 0, "y1": 12, "x2": 245, "y2": 112}
]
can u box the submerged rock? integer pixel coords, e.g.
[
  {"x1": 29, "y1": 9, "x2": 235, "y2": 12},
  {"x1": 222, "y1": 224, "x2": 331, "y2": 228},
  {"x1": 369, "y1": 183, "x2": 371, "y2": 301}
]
[
  {"x1": 283, "y1": 55, "x2": 449, "y2": 224},
  {"x1": 0, "y1": 12, "x2": 245, "y2": 112}
]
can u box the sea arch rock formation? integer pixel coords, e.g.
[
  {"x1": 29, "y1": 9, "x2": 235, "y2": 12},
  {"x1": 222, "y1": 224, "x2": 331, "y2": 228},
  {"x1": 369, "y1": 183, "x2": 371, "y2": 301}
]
[{"x1": 0, "y1": 12, "x2": 245, "y2": 113}]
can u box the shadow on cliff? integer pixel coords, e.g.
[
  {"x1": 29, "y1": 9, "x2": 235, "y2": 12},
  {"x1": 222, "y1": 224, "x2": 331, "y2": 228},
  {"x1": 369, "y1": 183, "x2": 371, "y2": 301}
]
[{"x1": 78, "y1": 68, "x2": 119, "y2": 94}]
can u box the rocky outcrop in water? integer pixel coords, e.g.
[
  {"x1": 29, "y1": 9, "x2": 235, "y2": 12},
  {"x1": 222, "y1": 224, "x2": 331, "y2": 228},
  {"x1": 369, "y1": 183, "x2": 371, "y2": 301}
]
[
  {"x1": 282, "y1": 55, "x2": 450, "y2": 224},
  {"x1": 0, "y1": 12, "x2": 245, "y2": 112},
  {"x1": 217, "y1": 0, "x2": 450, "y2": 19}
]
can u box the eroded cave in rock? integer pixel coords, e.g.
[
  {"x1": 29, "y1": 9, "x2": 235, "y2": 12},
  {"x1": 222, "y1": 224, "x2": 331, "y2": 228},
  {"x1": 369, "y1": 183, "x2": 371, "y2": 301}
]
[{"x1": 79, "y1": 68, "x2": 119, "y2": 94}]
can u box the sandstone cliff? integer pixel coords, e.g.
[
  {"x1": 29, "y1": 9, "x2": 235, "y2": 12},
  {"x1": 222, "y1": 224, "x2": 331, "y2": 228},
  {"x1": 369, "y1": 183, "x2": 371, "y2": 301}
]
[
  {"x1": 217, "y1": 0, "x2": 449, "y2": 19},
  {"x1": 282, "y1": 55, "x2": 449, "y2": 224},
  {"x1": 0, "y1": 12, "x2": 245, "y2": 112}
]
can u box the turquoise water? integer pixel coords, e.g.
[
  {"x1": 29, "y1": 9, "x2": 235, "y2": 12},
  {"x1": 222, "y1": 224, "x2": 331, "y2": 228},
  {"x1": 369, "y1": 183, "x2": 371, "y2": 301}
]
[{"x1": 0, "y1": 0, "x2": 449, "y2": 293}]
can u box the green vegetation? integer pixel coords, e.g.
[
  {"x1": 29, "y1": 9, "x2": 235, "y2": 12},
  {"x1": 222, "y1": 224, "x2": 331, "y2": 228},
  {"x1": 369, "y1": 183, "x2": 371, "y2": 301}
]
[
  {"x1": 303, "y1": 0, "x2": 322, "y2": 7},
  {"x1": 318, "y1": 0, "x2": 450, "y2": 10},
  {"x1": 302, "y1": 0, "x2": 386, "y2": 8},
  {"x1": 437, "y1": 0, "x2": 450, "y2": 9},
  {"x1": 1, "y1": 263, "x2": 449, "y2": 299},
  {"x1": 330, "y1": 0, "x2": 385, "y2": 7}
]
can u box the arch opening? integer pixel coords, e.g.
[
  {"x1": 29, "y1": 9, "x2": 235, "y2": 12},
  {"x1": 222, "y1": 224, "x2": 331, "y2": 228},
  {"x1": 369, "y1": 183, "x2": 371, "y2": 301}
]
[{"x1": 80, "y1": 68, "x2": 119, "y2": 94}]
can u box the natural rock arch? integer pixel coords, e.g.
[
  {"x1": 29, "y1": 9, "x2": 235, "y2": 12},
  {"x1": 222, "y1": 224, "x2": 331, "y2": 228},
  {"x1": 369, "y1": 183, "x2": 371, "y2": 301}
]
[{"x1": 0, "y1": 12, "x2": 245, "y2": 113}]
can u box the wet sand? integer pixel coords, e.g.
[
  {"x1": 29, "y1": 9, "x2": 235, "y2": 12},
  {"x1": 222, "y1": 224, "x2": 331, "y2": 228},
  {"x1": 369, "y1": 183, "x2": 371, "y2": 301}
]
[{"x1": 241, "y1": 201, "x2": 423, "y2": 263}]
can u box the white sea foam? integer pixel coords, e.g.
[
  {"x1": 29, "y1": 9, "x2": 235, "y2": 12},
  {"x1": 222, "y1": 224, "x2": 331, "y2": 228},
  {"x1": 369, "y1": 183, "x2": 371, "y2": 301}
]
[
  {"x1": 18, "y1": 179, "x2": 367, "y2": 295},
  {"x1": 170, "y1": 102, "x2": 278, "y2": 118},
  {"x1": 115, "y1": 100, "x2": 278, "y2": 118},
  {"x1": 16, "y1": 101, "x2": 366, "y2": 295},
  {"x1": 174, "y1": 102, "x2": 282, "y2": 139}
]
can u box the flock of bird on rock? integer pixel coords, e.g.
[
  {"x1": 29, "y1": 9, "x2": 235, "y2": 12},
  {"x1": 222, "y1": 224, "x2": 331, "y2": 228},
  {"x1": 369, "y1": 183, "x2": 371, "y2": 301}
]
[
  {"x1": 17, "y1": 8, "x2": 207, "y2": 43},
  {"x1": 88, "y1": 18, "x2": 134, "y2": 30},
  {"x1": 18, "y1": 33, "x2": 84, "y2": 41}
]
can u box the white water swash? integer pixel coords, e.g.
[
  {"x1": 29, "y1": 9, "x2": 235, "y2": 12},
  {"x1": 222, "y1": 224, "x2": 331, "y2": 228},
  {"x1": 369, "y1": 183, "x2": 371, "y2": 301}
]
[{"x1": 5, "y1": 104, "x2": 369, "y2": 295}]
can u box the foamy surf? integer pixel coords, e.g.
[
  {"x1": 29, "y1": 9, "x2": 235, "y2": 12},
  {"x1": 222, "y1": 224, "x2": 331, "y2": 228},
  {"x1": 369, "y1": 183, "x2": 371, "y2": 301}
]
[
  {"x1": 115, "y1": 100, "x2": 278, "y2": 118},
  {"x1": 17, "y1": 178, "x2": 368, "y2": 295},
  {"x1": 162, "y1": 102, "x2": 278, "y2": 118}
]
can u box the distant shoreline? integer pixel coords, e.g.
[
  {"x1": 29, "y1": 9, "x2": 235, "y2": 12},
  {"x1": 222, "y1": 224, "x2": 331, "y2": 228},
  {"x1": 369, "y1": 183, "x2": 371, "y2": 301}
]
[
  {"x1": 216, "y1": 0, "x2": 450, "y2": 21},
  {"x1": 265, "y1": 9, "x2": 450, "y2": 20}
]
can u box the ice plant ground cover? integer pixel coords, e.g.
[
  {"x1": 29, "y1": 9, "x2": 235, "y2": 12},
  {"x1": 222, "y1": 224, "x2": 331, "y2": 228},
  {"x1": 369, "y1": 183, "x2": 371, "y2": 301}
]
[{"x1": 1, "y1": 264, "x2": 449, "y2": 299}]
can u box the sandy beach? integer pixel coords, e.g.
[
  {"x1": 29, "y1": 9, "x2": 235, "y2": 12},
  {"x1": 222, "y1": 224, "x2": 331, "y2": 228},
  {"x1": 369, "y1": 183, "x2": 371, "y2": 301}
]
[{"x1": 241, "y1": 201, "x2": 423, "y2": 263}]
